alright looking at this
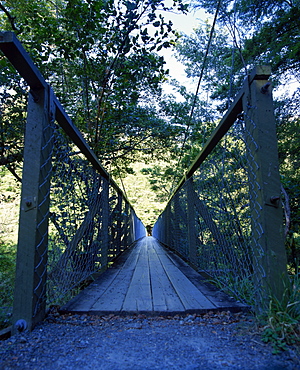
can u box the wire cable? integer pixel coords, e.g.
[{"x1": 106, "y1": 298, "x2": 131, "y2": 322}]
[{"x1": 170, "y1": 0, "x2": 222, "y2": 192}]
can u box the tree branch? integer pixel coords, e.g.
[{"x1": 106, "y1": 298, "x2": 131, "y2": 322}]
[
  {"x1": 0, "y1": 3, "x2": 19, "y2": 32},
  {"x1": 6, "y1": 165, "x2": 22, "y2": 182}
]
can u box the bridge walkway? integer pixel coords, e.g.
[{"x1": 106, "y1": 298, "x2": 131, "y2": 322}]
[{"x1": 61, "y1": 237, "x2": 247, "y2": 315}]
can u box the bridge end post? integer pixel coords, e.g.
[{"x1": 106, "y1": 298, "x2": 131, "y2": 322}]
[
  {"x1": 12, "y1": 86, "x2": 55, "y2": 333},
  {"x1": 243, "y1": 66, "x2": 288, "y2": 311}
]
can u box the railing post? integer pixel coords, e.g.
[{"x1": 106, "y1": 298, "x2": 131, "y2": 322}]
[
  {"x1": 123, "y1": 202, "x2": 130, "y2": 250},
  {"x1": 101, "y1": 178, "x2": 109, "y2": 267},
  {"x1": 242, "y1": 66, "x2": 288, "y2": 310},
  {"x1": 130, "y1": 208, "x2": 135, "y2": 244},
  {"x1": 187, "y1": 179, "x2": 198, "y2": 267},
  {"x1": 165, "y1": 205, "x2": 171, "y2": 247},
  {"x1": 12, "y1": 87, "x2": 55, "y2": 333},
  {"x1": 173, "y1": 196, "x2": 180, "y2": 253},
  {"x1": 115, "y1": 193, "x2": 123, "y2": 255}
]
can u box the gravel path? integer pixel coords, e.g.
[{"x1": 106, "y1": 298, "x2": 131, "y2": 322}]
[{"x1": 1, "y1": 311, "x2": 299, "y2": 370}]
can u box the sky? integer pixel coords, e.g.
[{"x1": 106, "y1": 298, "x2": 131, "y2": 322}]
[
  {"x1": 158, "y1": 5, "x2": 210, "y2": 99},
  {"x1": 158, "y1": 4, "x2": 299, "y2": 100}
]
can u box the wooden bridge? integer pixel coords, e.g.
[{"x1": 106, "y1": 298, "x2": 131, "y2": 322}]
[
  {"x1": 0, "y1": 32, "x2": 288, "y2": 335},
  {"x1": 61, "y1": 237, "x2": 246, "y2": 315}
]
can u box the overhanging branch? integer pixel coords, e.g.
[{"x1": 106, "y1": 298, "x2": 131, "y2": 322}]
[{"x1": 0, "y1": 3, "x2": 19, "y2": 32}]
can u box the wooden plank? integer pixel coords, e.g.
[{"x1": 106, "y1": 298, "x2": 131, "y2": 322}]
[
  {"x1": 60, "y1": 268, "x2": 120, "y2": 312},
  {"x1": 122, "y1": 241, "x2": 152, "y2": 312},
  {"x1": 0, "y1": 32, "x2": 47, "y2": 89},
  {"x1": 90, "y1": 241, "x2": 143, "y2": 312},
  {"x1": 165, "y1": 248, "x2": 249, "y2": 312},
  {"x1": 61, "y1": 242, "x2": 142, "y2": 312},
  {"x1": 152, "y1": 239, "x2": 216, "y2": 310},
  {"x1": 148, "y1": 239, "x2": 185, "y2": 312}
]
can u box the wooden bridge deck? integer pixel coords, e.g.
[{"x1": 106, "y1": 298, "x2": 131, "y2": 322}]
[{"x1": 61, "y1": 237, "x2": 248, "y2": 315}]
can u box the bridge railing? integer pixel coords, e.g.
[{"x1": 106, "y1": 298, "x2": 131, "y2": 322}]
[
  {"x1": 0, "y1": 32, "x2": 145, "y2": 332},
  {"x1": 153, "y1": 66, "x2": 288, "y2": 311}
]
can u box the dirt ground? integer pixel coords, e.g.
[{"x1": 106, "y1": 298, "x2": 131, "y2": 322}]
[{"x1": 1, "y1": 311, "x2": 299, "y2": 370}]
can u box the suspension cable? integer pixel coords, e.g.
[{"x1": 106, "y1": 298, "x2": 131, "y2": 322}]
[
  {"x1": 170, "y1": 0, "x2": 222, "y2": 192},
  {"x1": 227, "y1": 0, "x2": 237, "y2": 108}
]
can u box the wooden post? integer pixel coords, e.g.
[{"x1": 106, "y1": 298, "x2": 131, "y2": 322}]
[
  {"x1": 12, "y1": 87, "x2": 55, "y2": 333},
  {"x1": 173, "y1": 195, "x2": 181, "y2": 254},
  {"x1": 186, "y1": 179, "x2": 198, "y2": 267},
  {"x1": 242, "y1": 66, "x2": 288, "y2": 310},
  {"x1": 115, "y1": 193, "x2": 123, "y2": 255},
  {"x1": 165, "y1": 205, "x2": 171, "y2": 247},
  {"x1": 100, "y1": 178, "x2": 109, "y2": 267},
  {"x1": 129, "y1": 208, "x2": 135, "y2": 245},
  {"x1": 123, "y1": 202, "x2": 130, "y2": 250}
]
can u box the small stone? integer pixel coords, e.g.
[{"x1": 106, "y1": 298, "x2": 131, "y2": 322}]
[{"x1": 19, "y1": 336, "x2": 27, "y2": 343}]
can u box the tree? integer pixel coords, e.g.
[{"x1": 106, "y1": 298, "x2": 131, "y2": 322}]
[
  {"x1": 189, "y1": 0, "x2": 300, "y2": 92},
  {"x1": 0, "y1": 0, "x2": 188, "y2": 177}
]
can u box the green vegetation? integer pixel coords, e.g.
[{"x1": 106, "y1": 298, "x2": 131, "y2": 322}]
[
  {"x1": 118, "y1": 162, "x2": 168, "y2": 226},
  {"x1": 0, "y1": 168, "x2": 21, "y2": 244},
  {"x1": 0, "y1": 239, "x2": 16, "y2": 330},
  {"x1": 260, "y1": 273, "x2": 300, "y2": 354},
  {"x1": 171, "y1": 0, "x2": 300, "y2": 351},
  {"x1": 0, "y1": 168, "x2": 20, "y2": 329}
]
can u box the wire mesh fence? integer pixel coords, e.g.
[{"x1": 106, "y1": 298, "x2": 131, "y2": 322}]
[
  {"x1": 44, "y1": 124, "x2": 145, "y2": 309},
  {"x1": 15, "y1": 109, "x2": 146, "y2": 324},
  {"x1": 153, "y1": 70, "x2": 287, "y2": 310},
  {"x1": 153, "y1": 118, "x2": 261, "y2": 305},
  {"x1": 14, "y1": 99, "x2": 145, "y2": 326}
]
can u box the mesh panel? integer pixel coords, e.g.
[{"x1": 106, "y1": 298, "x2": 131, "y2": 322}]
[
  {"x1": 33, "y1": 111, "x2": 56, "y2": 318},
  {"x1": 153, "y1": 117, "x2": 265, "y2": 306},
  {"x1": 46, "y1": 125, "x2": 144, "y2": 306}
]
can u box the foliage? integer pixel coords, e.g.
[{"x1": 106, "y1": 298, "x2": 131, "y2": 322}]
[
  {"x1": 276, "y1": 90, "x2": 300, "y2": 268},
  {"x1": 119, "y1": 161, "x2": 168, "y2": 226},
  {"x1": 0, "y1": 1, "x2": 299, "y2": 343},
  {"x1": 0, "y1": 168, "x2": 20, "y2": 329},
  {"x1": 141, "y1": 164, "x2": 176, "y2": 202},
  {"x1": 154, "y1": 91, "x2": 218, "y2": 192},
  {"x1": 260, "y1": 272, "x2": 300, "y2": 354},
  {"x1": 0, "y1": 0, "x2": 188, "y2": 178},
  {"x1": 0, "y1": 62, "x2": 27, "y2": 180},
  {"x1": 208, "y1": 273, "x2": 255, "y2": 308},
  {"x1": 175, "y1": 22, "x2": 244, "y2": 108},
  {"x1": 0, "y1": 239, "x2": 16, "y2": 329},
  {"x1": 191, "y1": 0, "x2": 300, "y2": 81}
]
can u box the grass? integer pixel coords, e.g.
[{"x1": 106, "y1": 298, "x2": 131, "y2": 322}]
[
  {"x1": 259, "y1": 271, "x2": 300, "y2": 354},
  {"x1": 207, "y1": 267, "x2": 300, "y2": 354}
]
